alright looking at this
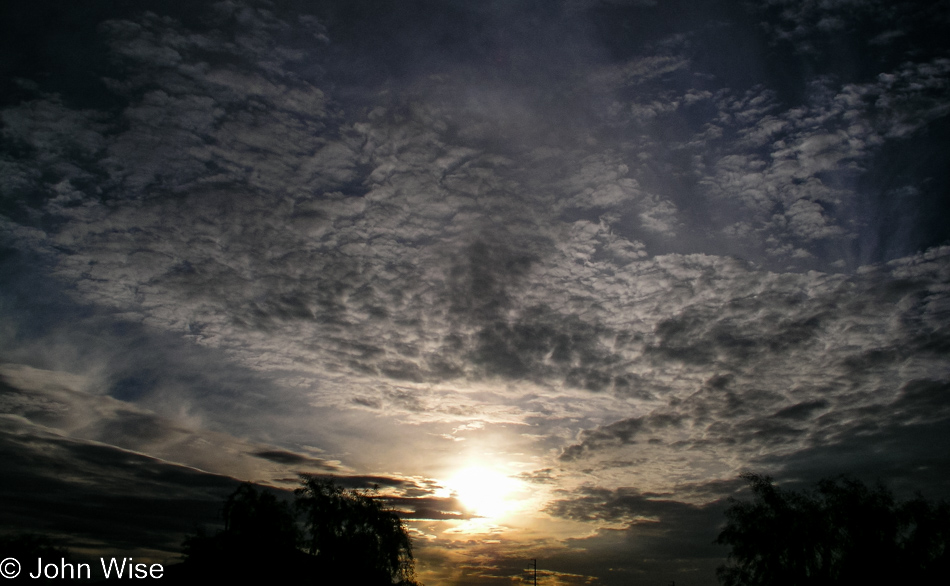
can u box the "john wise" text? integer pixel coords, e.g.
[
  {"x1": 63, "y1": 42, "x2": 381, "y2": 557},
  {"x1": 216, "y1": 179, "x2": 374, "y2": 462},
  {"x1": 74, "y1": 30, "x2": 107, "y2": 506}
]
[{"x1": 28, "y1": 557, "x2": 164, "y2": 580}]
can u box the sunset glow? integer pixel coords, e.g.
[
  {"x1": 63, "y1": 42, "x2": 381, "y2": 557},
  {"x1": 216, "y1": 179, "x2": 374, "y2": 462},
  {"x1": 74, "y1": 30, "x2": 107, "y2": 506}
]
[{"x1": 446, "y1": 466, "x2": 523, "y2": 519}]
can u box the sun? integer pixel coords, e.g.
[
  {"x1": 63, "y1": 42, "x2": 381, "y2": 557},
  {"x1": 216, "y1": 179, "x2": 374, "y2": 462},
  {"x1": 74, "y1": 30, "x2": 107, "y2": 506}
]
[{"x1": 446, "y1": 466, "x2": 521, "y2": 519}]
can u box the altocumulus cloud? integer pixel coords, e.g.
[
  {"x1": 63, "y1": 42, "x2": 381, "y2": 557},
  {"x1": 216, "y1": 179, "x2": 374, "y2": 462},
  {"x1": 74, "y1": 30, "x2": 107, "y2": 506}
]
[{"x1": 2, "y1": 1, "x2": 950, "y2": 584}]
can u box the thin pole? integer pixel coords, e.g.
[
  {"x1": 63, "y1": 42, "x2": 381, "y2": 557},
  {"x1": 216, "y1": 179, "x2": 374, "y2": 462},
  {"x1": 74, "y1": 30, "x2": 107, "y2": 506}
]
[{"x1": 533, "y1": 559, "x2": 537, "y2": 586}]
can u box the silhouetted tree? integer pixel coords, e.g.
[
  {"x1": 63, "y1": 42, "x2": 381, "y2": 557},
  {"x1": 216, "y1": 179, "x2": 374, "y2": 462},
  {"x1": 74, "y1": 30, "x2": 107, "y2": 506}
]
[
  {"x1": 220, "y1": 482, "x2": 298, "y2": 549},
  {"x1": 296, "y1": 475, "x2": 419, "y2": 585},
  {"x1": 716, "y1": 473, "x2": 950, "y2": 586},
  {"x1": 179, "y1": 482, "x2": 308, "y2": 582},
  {"x1": 178, "y1": 478, "x2": 421, "y2": 585}
]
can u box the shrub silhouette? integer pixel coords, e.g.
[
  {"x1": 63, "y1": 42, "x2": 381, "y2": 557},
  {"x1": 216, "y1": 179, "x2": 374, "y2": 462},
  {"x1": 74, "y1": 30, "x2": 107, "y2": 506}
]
[
  {"x1": 716, "y1": 473, "x2": 950, "y2": 586},
  {"x1": 179, "y1": 477, "x2": 420, "y2": 585},
  {"x1": 0, "y1": 534, "x2": 73, "y2": 583}
]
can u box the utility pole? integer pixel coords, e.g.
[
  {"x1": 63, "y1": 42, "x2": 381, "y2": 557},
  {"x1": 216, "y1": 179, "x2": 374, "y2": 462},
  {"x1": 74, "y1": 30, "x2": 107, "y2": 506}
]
[{"x1": 533, "y1": 559, "x2": 537, "y2": 586}]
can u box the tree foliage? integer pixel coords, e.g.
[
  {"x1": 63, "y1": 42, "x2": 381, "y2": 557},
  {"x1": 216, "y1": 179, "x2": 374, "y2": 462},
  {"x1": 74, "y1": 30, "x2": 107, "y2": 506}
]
[
  {"x1": 179, "y1": 482, "x2": 307, "y2": 582},
  {"x1": 716, "y1": 473, "x2": 950, "y2": 586},
  {"x1": 179, "y1": 477, "x2": 420, "y2": 585},
  {"x1": 221, "y1": 482, "x2": 299, "y2": 549},
  {"x1": 296, "y1": 476, "x2": 417, "y2": 585}
]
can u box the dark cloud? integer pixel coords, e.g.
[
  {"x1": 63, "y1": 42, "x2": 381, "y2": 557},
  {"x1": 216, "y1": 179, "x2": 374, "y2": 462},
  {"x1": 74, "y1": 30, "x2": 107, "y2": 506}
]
[
  {"x1": 769, "y1": 399, "x2": 829, "y2": 420},
  {"x1": 256, "y1": 471, "x2": 470, "y2": 520},
  {"x1": 544, "y1": 483, "x2": 731, "y2": 585},
  {"x1": 251, "y1": 450, "x2": 338, "y2": 471},
  {"x1": 387, "y1": 496, "x2": 470, "y2": 521},
  {"x1": 448, "y1": 239, "x2": 539, "y2": 323},
  {"x1": 768, "y1": 416, "x2": 950, "y2": 501},
  {"x1": 560, "y1": 412, "x2": 684, "y2": 462},
  {"x1": 754, "y1": 0, "x2": 950, "y2": 63},
  {"x1": 890, "y1": 379, "x2": 950, "y2": 423},
  {"x1": 470, "y1": 305, "x2": 620, "y2": 388},
  {"x1": 0, "y1": 423, "x2": 238, "y2": 555}
]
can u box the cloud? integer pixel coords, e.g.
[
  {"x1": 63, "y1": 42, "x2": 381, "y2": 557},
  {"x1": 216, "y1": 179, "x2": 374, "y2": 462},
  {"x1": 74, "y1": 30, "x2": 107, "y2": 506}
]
[
  {"x1": 549, "y1": 247, "x2": 950, "y2": 492},
  {"x1": 2, "y1": 3, "x2": 949, "y2": 583},
  {"x1": 0, "y1": 363, "x2": 341, "y2": 484},
  {"x1": 769, "y1": 398, "x2": 829, "y2": 420},
  {"x1": 566, "y1": 0, "x2": 657, "y2": 11},
  {"x1": 5, "y1": 2, "x2": 944, "y2": 429},
  {"x1": 251, "y1": 450, "x2": 339, "y2": 469},
  {"x1": 447, "y1": 239, "x2": 540, "y2": 324},
  {"x1": 0, "y1": 417, "x2": 239, "y2": 556},
  {"x1": 542, "y1": 483, "x2": 731, "y2": 584},
  {"x1": 755, "y1": 0, "x2": 950, "y2": 53},
  {"x1": 693, "y1": 58, "x2": 950, "y2": 263},
  {"x1": 546, "y1": 484, "x2": 724, "y2": 527}
]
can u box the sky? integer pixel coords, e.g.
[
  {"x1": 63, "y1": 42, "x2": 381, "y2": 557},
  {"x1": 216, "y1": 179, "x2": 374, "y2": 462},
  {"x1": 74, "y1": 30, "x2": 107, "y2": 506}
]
[{"x1": 1, "y1": 0, "x2": 949, "y2": 584}]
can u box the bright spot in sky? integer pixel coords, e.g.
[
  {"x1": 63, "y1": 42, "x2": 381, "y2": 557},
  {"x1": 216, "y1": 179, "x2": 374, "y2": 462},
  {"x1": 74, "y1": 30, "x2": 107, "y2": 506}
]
[{"x1": 447, "y1": 466, "x2": 522, "y2": 519}]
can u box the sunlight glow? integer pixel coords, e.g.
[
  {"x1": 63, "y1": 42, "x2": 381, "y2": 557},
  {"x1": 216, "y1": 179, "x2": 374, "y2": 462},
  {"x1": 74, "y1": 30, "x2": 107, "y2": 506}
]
[{"x1": 447, "y1": 466, "x2": 522, "y2": 519}]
